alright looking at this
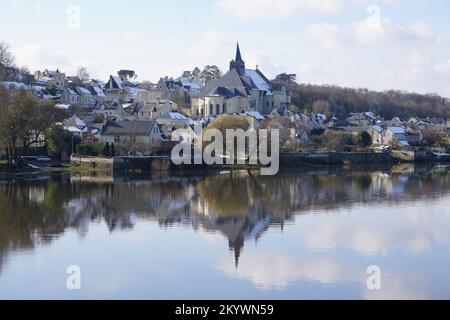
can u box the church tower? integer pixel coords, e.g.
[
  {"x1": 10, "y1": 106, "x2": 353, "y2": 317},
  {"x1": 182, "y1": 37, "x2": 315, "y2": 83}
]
[{"x1": 229, "y1": 43, "x2": 246, "y2": 75}]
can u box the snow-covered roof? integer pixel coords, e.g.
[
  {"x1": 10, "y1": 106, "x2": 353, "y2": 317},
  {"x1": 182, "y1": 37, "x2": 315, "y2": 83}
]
[
  {"x1": 77, "y1": 86, "x2": 91, "y2": 94},
  {"x1": 111, "y1": 76, "x2": 123, "y2": 89},
  {"x1": 179, "y1": 77, "x2": 203, "y2": 90},
  {"x1": 387, "y1": 127, "x2": 405, "y2": 134},
  {"x1": 169, "y1": 112, "x2": 189, "y2": 120},
  {"x1": 2, "y1": 81, "x2": 28, "y2": 90},
  {"x1": 92, "y1": 86, "x2": 105, "y2": 97},
  {"x1": 372, "y1": 125, "x2": 384, "y2": 133},
  {"x1": 55, "y1": 104, "x2": 71, "y2": 110},
  {"x1": 66, "y1": 126, "x2": 82, "y2": 133},
  {"x1": 243, "y1": 111, "x2": 265, "y2": 121},
  {"x1": 122, "y1": 103, "x2": 134, "y2": 109},
  {"x1": 67, "y1": 87, "x2": 78, "y2": 95},
  {"x1": 128, "y1": 87, "x2": 148, "y2": 99},
  {"x1": 399, "y1": 140, "x2": 410, "y2": 147},
  {"x1": 244, "y1": 69, "x2": 272, "y2": 94}
]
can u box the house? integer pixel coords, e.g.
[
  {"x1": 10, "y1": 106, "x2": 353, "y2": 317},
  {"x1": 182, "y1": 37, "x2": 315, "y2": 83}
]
[
  {"x1": 136, "y1": 100, "x2": 177, "y2": 120},
  {"x1": 64, "y1": 116, "x2": 87, "y2": 136},
  {"x1": 241, "y1": 111, "x2": 265, "y2": 130},
  {"x1": 61, "y1": 87, "x2": 80, "y2": 105},
  {"x1": 179, "y1": 76, "x2": 204, "y2": 94},
  {"x1": 191, "y1": 43, "x2": 290, "y2": 117},
  {"x1": 385, "y1": 127, "x2": 409, "y2": 147},
  {"x1": 90, "y1": 86, "x2": 106, "y2": 101},
  {"x1": 100, "y1": 120, "x2": 164, "y2": 155},
  {"x1": 405, "y1": 129, "x2": 423, "y2": 145},
  {"x1": 368, "y1": 125, "x2": 385, "y2": 145},
  {"x1": 92, "y1": 101, "x2": 122, "y2": 119},
  {"x1": 104, "y1": 75, "x2": 128, "y2": 101},
  {"x1": 139, "y1": 77, "x2": 187, "y2": 102},
  {"x1": 346, "y1": 112, "x2": 378, "y2": 126},
  {"x1": 157, "y1": 112, "x2": 193, "y2": 127},
  {"x1": 49, "y1": 69, "x2": 66, "y2": 90},
  {"x1": 75, "y1": 86, "x2": 93, "y2": 106}
]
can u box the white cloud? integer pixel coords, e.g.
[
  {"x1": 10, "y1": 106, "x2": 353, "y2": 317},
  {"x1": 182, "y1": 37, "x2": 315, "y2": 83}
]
[
  {"x1": 306, "y1": 23, "x2": 342, "y2": 48},
  {"x1": 187, "y1": 31, "x2": 235, "y2": 69},
  {"x1": 217, "y1": 252, "x2": 350, "y2": 290},
  {"x1": 15, "y1": 43, "x2": 70, "y2": 70},
  {"x1": 435, "y1": 59, "x2": 450, "y2": 73}
]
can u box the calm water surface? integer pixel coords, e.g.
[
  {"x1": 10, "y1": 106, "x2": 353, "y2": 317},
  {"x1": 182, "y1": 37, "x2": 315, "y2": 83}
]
[{"x1": 1, "y1": 165, "x2": 450, "y2": 299}]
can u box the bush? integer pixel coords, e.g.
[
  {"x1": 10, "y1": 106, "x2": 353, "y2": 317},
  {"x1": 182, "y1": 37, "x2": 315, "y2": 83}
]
[
  {"x1": 354, "y1": 132, "x2": 372, "y2": 147},
  {"x1": 76, "y1": 143, "x2": 103, "y2": 156}
]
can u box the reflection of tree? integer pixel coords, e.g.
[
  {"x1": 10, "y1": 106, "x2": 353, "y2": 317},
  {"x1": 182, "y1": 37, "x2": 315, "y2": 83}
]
[
  {"x1": 197, "y1": 174, "x2": 253, "y2": 217},
  {"x1": 352, "y1": 175, "x2": 372, "y2": 192}
]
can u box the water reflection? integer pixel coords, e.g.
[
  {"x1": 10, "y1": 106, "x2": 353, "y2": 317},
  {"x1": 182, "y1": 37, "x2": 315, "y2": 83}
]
[{"x1": 1, "y1": 164, "x2": 450, "y2": 298}]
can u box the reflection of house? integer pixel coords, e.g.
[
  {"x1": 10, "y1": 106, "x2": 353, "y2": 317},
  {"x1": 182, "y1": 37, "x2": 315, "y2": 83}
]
[
  {"x1": 100, "y1": 120, "x2": 164, "y2": 152},
  {"x1": 191, "y1": 44, "x2": 290, "y2": 117}
]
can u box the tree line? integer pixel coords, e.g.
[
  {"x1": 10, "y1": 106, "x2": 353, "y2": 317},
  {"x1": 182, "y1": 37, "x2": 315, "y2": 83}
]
[{"x1": 275, "y1": 76, "x2": 450, "y2": 120}]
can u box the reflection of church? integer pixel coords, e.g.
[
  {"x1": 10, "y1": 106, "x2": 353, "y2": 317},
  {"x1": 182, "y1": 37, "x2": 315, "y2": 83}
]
[{"x1": 193, "y1": 200, "x2": 278, "y2": 268}]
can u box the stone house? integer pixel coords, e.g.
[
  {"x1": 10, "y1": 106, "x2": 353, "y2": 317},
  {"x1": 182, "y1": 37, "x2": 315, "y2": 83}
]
[
  {"x1": 100, "y1": 120, "x2": 164, "y2": 155},
  {"x1": 368, "y1": 125, "x2": 385, "y2": 145},
  {"x1": 385, "y1": 127, "x2": 409, "y2": 146}
]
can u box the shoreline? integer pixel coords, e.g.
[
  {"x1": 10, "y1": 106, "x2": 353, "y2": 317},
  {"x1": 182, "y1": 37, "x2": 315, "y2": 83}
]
[{"x1": 1, "y1": 157, "x2": 449, "y2": 182}]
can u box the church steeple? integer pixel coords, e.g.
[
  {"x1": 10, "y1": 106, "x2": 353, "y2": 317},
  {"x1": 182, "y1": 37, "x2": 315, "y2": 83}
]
[
  {"x1": 235, "y1": 43, "x2": 243, "y2": 63},
  {"x1": 230, "y1": 42, "x2": 245, "y2": 75}
]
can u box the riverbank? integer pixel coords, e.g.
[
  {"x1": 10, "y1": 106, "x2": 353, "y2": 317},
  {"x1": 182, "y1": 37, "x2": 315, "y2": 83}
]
[{"x1": 2, "y1": 150, "x2": 450, "y2": 180}]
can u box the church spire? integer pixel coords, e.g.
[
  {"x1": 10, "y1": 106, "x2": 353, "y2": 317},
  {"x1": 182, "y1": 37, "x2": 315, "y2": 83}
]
[
  {"x1": 230, "y1": 42, "x2": 245, "y2": 74},
  {"x1": 235, "y1": 42, "x2": 243, "y2": 62}
]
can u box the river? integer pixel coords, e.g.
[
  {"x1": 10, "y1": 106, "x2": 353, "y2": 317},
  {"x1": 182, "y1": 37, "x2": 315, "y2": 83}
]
[{"x1": 0, "y1": 165, "x2": 449, "y2": 299}]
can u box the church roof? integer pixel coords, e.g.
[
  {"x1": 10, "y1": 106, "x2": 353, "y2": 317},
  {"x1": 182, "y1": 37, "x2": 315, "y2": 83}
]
[{"x1": 195, "y1": 43, "x2": 275, "y2": 99}]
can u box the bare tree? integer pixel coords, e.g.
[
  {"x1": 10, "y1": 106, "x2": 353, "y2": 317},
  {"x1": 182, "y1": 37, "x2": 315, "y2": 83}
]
[
  {"x1": 0, "y1": 89, "x2": 55, "y2": 166},
  {"x1": 117, "y1": 70, "x2": 137, "y2": 81},
  {"x1": 0, "y1": 42, "x2": 16, "y2": 81},
  {"x1": 77, "y1": 66, "x2": 90, "y2": 83},
  {"x1": 116, "y1": 136, "x2": 151, "y2": 156}
]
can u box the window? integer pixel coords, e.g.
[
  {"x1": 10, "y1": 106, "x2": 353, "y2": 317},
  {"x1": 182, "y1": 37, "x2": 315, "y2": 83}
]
[
  {"x1": 209, "y1": 104, "x2": 213, "y2": 115},
  {"x1": 114, "y1": 136, "x2": 120, "y2": 143},
  {"x1": 216, "y1": 104, "x2": 220, "y2": 115}
]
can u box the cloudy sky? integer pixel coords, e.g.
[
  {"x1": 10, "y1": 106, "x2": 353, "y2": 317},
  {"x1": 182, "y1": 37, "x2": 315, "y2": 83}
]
[{"x1": 1, "y1": 0, "x2": 450, "y2": 96}]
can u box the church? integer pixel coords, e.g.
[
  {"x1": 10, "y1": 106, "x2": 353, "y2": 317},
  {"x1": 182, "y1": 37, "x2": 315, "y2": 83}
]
[{"x1": 191, "y1": 44, "x2": 290, "y2": 117}]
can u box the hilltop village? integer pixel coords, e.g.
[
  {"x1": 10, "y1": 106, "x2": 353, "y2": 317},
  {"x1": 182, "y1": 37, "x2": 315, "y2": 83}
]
[{"x1": 1, "y1": 43, "x2": 450, "y2": 169}]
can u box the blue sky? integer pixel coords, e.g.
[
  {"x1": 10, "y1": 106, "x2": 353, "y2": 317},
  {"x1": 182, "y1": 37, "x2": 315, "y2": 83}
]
[{"x1": 1, "y1": 0, "x2": 450, "y2": 96}]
